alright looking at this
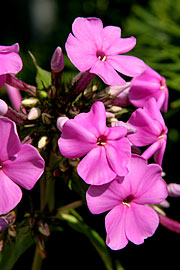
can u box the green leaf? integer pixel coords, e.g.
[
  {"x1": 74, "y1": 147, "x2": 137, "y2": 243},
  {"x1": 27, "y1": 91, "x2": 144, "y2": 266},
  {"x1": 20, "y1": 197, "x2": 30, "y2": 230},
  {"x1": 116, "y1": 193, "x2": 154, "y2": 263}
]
[
  {"x1": 58, "y1": 209, "x2": 124, "y2": 270},
  {"x1": 29, "y1": 51, "x2": 51, "y2": 91},
  {"x1": 0, "y1": 226, "x2": 35, "y2": 270}
]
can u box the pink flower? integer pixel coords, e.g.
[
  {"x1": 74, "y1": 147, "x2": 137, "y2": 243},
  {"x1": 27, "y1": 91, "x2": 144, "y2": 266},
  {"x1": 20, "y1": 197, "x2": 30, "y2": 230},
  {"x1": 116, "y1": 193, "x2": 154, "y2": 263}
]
[
  {"x1": 0, "y1": 43, "x2": 23, "y2": 88},
  {"x1": 129, "y1": 64, "x2": 169, "y2": 112},
  {"x1": 127, "y1": 98, "x2": 167, "y2": 165},
  {"x1": 0, "y1": 117, "x2": 45, "y2": 215},
  {"x1": 86, "y1": 154, "x2": 168, "y2": 250},
  {"x1": 65, "y1": 17, "x2": 145, "y2": 85},
  {"x1": 58, "y1": 101, "x2": 131, "y2": 185}
]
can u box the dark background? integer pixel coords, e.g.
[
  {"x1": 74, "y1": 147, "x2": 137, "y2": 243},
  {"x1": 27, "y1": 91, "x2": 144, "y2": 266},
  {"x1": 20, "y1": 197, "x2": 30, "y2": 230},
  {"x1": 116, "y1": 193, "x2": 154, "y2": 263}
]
[{"x1": 1, "y1": 0, "x2": 180, "y2": 269}]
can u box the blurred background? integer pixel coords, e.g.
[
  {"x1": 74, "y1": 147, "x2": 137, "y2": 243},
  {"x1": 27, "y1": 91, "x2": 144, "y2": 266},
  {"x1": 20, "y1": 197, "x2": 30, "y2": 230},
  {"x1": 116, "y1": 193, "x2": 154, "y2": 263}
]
[{"x1": 1, "y1": 0, "x2": 180, "y2": 269}]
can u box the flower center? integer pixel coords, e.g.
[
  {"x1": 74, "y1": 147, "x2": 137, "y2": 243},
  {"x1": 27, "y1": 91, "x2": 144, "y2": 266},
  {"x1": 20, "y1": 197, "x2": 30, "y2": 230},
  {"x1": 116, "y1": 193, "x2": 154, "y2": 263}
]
[
  {"x1": 0, "y1": 163, "x2": 2, "y2": 170},
  {"x1": 122, "y1": 195, "x2": 134, "y2": 207},
  {"x1": 97, "y1": 135, "x2": 107, "y2": 146},
  {"x1": 96, "y1": 51, "x2": 107, "y2": 62}
]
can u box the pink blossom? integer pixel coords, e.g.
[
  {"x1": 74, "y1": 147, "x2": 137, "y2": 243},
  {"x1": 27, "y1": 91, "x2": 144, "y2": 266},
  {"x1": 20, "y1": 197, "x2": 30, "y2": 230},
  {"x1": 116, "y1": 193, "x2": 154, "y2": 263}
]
[
  {"x1": 0, "y1": 43, "x2": 23, "y2": 88},
  {"x1": 86, "y1": 155, "x2": 168, "y2": 250},
  {"x1": 129, "y1": 64, "x2": 169, "y2": 112},
  {"x1": 127, "y1": 98, "x2": 167, "y2": 165},
  {"x1": 65, "y1": 17, "x2": 145, "y2": 85},
  {"x1": 58, "y1": 101, "x2": 131, "y2": 185},
  {"x1": 167, "y1": 183, "x2": 180, "y2": 197},
  {"x1": 0, "y1": 117, "x2": 44, "y2": 215}
]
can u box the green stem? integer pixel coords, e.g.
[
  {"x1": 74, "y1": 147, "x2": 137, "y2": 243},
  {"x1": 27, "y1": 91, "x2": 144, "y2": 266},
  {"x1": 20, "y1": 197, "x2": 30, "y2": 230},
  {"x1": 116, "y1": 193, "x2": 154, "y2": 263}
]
[
  {"x1": 57, "y1": 200, "x2": 84, "y2": 214},
  {"x1": 32, "y1": 246, "x2": 44, "y2": 270}
]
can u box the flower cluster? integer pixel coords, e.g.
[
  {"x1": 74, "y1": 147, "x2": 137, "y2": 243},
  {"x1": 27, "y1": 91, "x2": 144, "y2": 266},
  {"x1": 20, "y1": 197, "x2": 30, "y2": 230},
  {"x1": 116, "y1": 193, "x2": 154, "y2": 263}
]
[{"x1": 0, "y1": 16, "x2": 179, "y2": 260}]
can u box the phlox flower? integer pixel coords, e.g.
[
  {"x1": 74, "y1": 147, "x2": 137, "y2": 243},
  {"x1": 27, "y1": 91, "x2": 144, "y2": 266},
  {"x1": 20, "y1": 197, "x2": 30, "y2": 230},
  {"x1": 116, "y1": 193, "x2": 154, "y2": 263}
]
[
  {"x1": 129, "y1": 64, "x2": 169, "y2": 112},
  {"x1": 86, "y1": 154, "x2": 168, "y2": 250},
  {"x1": 0, "y1": 43, "x2": 23, "y2": 88},
  {"x1": 0, "y1": 117, "x2": 44, "y2": 215},
  {"x1": 65, "y1": 17, "x2": 145, "y2": 86},
  {"x1": 127, "y1": 98, "x2": 167, "y2": 165},
  {"x1": 58, "y1": 101, "x2": 131, "y2": 185}
]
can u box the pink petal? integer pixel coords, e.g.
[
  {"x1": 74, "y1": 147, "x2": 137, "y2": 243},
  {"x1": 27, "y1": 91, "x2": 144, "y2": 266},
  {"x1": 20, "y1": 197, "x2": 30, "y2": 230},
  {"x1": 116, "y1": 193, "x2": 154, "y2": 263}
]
[
  {"x1": 3, "y1": 144, "x2": 44, "y2": 190},
  {"x1": 106, "y1": 138, "x2": 131, "y2": 176},
  {"x1": 65, "y1": 33, "x2": 96, "y2": 72},
  {"x1": 106, "y1": 126, "x2": 127, "y2": 140},
  {"x1": 58, "y1": 119, "x2": 97, "y2": 159},
  {"x1": 72, "y1": 17, "x2": 103, "y2": 49},
  {"x1": 128, "y1": 108, "x2": 162, "y2": 146},
  {"x1": 159, "y1": 215, "x2": 180, "y2": 233},
  {"x1": 153, "y1": 138, "x2": 167, "y2": 165},
  {"x1": 125, "y1": 203, "x2": 159, "y2": 245},
  {"x1": 90, "y1": 60, "x2": 126, "y2": 85},
  {"x1": 134, "y1": 163, "x2": 168, "y2": 205},
  {"x1": 0, "y1": 52, "x2": 22, "y2": 75},
  {"x1": 77, "y1": 146, "x2": 116, "y2": 185},
  {"x1": 105, "y1": 204, "x2": 128, "y2": 250},
  {"x1": 0, "y1": 117, "x2": 21, "y2": 162},
  {"x1": 86, "y1": 179, "x2": 127, "y2": 214},
  {"x1": 105, "y1": 36, "x2": 136, "y2": 55},
  {"x1": 168, "y1": 183, "x2": 180, "y2": 197},
  {"x1": 0, "y1": 170, "x2": 22, "y2": 215},
  {"x1": 108, "y1": 55, "x2": 145, "y2": 77},
  {"x1": 0, "y1": 43, "x2": 20, "y2": 53},
  {"x1": 74, "y1": 101, "x2": 107, "y2": 136}
]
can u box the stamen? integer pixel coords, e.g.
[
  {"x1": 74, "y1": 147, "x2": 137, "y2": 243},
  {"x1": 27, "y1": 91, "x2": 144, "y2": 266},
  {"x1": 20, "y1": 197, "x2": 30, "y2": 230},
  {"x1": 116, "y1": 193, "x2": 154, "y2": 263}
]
[
  {"x1": 160, "y1": 85, "x2": 165, "y2": 90},
  {"x1": 97, "y1": 135, "x2": 107, "y2": 146},
  {"x1": 122, "y1": 201, "x2": 130, "y2": 207},
  {"x1": 101, "y1": 56, "x2": 106, "y2": 62},
  {"x1": 0, "y1": 165, "x2": 2, "y2": 170}
]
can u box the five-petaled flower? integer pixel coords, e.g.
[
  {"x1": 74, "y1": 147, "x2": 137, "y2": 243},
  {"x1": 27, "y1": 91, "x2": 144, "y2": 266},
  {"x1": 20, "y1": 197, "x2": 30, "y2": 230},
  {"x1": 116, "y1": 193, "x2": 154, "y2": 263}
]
[
  {"x1": 65, "y1": 17, "x2": 145, "y2": 85},
  {"x1": 58, "y1": 101, "x2": 131, "y2": 185},
  {"x1": 86, "y1": 155, "x2": 168, "y2": 250},
  {"x1": 0, "y1": 117, "x2": 44, "y2": 215},
  {"x1": 128, "y1": 98, "x2": 168, "y2": 165}
]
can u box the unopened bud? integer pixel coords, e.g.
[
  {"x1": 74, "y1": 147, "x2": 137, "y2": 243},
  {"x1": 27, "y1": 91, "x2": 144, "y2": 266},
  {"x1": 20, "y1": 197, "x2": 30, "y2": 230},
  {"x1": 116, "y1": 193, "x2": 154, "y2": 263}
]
[
  {"x1": 0, "y1": 99, "x2": 8, "y2": 115},
  {"x1": 38, "y1": 221, "x2": 50, "y2": 237},
  {"x1": 8, "y1": 225, "x2": 17, "y2": 238},
  {"x1": 57, "y1": 117, "x2": 69, "y2": 131},
  {"x1": 28, "y1": 107, "x2": 41, "y2": 120},
  {"x1": 38, "y1": 136, "x2": 48, "y2": 149},
  {"x1": 0, "y1": 240, "x2": 3, "y2": 252},
  {"x1": 168, "y1": 183, "x2": 180, "y2": 197},
  {"x1": 22, "y1": 97, "x2": 39, "y2": 107},
  {"x1": 106, "y1": 82, "x2": 131, "y2": 96},
  {"x1": 107, "y1": 106, "x2": 122, "y2": 113},
  {"x1": 106, "y1": 112, "x2": 115, "y2": 119},
  {"x1": 51, "y1": 46, "x2": 64, "y2": 73},
  {"x1": 39, "y1": 91, "x2": 48, "y2": 99}
]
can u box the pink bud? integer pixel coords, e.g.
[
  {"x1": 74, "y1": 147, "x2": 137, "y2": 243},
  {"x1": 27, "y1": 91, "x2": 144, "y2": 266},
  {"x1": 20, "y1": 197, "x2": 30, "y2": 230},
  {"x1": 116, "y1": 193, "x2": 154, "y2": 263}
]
[
  {"x1": 159, "y1": 215, "x2": 180, "y2": 233},
  {"x1": 5, "y1": 84, "x2": 21, "y2": 111},
  {"x1": 51, "y1": 46, "x2": 64, "y2": 73},
  {"x1": 0, "y1": 99, "x2": 8, "y2": 115},
  {"x1": 57, "y1": 116, "x2": 69, "y2": 131},
  {"x1": 168, "y1": 183, "x2": 180, "y2": 197}
]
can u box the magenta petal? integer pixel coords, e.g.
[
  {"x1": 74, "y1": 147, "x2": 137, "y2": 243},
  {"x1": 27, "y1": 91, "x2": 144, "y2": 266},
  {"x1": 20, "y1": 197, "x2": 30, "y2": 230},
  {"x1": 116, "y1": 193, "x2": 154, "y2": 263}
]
[
  {"x1": 3, "y1": 144, "x2": 44, "y2": 190},
  {"x1": 65, "y1": 33, "x2": 96, "y2": 72},
  {"x1": 77, "y1": 146, "x2": 116, "y2": 185},
  {"x1": 74, "y1": 101, "x2": 107, "y2": 136},
  {"x1": 0, "y1": 171, "x2": 22, "y2": 215},
  {"x1": 86, "y1": 180, "x2": 127, "y2": 214},
  {"x1": 126, "y1": 203, "x2": 159, "y2": 245},
  {"x1": 108, "y1": 55, "x2": 145, "y2": 77},
  {"x1": 58, "y1": 119, "x2": 97, "y2": 159},
  {"x1": 106, "y1": 37, "x2": 136, "y2": 55},
  {"x1": 106, "y1": 138, "x2": 131, "y2": 176},
  {"x1": 105, "y1": 204, "x2": 128, "y2": 250},
  {"x1": 90, "y1": 60, "x2": 126, "y2": 85},
  {"x1": 128, "y1": 108, "x2": 162, "y2": 146},
  {"x1": 134, "y1": 163, "x2": 168, "y2": 205},
  {"x1": 0, "y1": 43, "x2": 20, "y2": 53},
  {"x1": 0, "y1": 52, "x2": 22, "y2": 75},
  {"x1": 0, "y1": 117, "x2": 21, "y2": 162},
  {"x1": 72, "y1": 17, "x2": 103, "y2": 49}
]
